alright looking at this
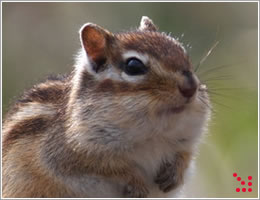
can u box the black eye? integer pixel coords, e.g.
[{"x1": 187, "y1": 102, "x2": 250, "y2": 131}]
[{"x1": 124, "y1": 58, "x2": 148, "y2": 76}]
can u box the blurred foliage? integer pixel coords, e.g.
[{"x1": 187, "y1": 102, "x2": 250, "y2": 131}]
[{"x1": 2, "y1": 2, "x2": 258, "y2": 198}]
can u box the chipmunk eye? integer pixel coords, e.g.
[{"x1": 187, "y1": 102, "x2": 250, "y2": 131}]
[{"x1": 124, "y1": 58, "x2": 148, "y2": 76}]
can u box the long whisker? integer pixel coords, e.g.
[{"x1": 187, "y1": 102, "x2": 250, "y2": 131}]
[
  {"x1": 209, "y1": 98, "x2": 232, "y2": 109},
  {"x1": 197, "y1": 59, "x2": 248, "y2": 77},
  {"x1": 207, "y1": 87, "x2": 244, "y2": 91},
  {"x1": 195, "y1": 41, "x2": 219, "y2": 72},
  {"x1": 201, "y1": 75, "x2": 233, "y2": 83},
  {"x1": 207, "y1": 90, "x2": 235, "y2": 99}
]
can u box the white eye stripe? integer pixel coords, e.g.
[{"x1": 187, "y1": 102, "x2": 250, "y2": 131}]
[
  {"x1": 122, "y1": 50, "x2": 149, "y2": 64},
  {"x1": 121, "y1": 72, "x2": 144, "y2": 83}
]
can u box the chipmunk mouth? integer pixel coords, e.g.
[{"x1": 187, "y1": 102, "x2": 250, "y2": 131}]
[
  {"x1": 157, "y1": 104, "x2": 186, "y2": 116},
  {"x1": 168, "y1": 105, "x2": 185, "y2": 113}
]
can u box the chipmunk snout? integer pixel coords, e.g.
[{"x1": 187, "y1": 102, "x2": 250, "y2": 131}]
[{"x1": 178, "y1": 70, "x2": 198, "y2": 98}]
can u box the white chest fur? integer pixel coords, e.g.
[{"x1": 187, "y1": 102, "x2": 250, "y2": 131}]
[
  {"x1": 65, "y1": 98, "x2": 209, "y2": 198},
  {"x1": 127, "y1": 100, "x2": 209, "y2": 197}
]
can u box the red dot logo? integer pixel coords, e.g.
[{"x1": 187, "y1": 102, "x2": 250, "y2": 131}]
[{"x1": 233, "y1": 173, "x2": 253, "y2": 193}]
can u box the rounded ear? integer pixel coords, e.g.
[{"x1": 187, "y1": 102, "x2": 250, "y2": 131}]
[
  {"x1": 79, "y1": 23, "x2": 113, "y2": 73},
  {"x1": 139, "y1": 16, "x2": 158, "y2": 32}
]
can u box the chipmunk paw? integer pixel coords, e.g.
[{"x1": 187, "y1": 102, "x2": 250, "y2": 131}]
[{"x1": 155, "y1": 161, "x2": 183, "y2": 193}]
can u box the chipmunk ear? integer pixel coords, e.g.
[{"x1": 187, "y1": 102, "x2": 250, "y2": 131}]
[
  {"x1": 79, "y1": 23, "x2": 113, "y2": 73},
  {"x1": 139, "y1": 16, "x2": 158, "y2": 32}
]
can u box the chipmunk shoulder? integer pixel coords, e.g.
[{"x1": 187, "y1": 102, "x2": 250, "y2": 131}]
[{"x1": 2, "y1": 16, "x2": 210, "y2": 198}]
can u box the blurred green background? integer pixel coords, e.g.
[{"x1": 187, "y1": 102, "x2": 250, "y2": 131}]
[{"x1": 2, "y1": 2, "x2": 258, "y2": 198}]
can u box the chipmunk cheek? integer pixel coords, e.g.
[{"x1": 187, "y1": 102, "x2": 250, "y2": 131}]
[{"x1": 96, "y1": 79, "x2": 116, "y2": 93}]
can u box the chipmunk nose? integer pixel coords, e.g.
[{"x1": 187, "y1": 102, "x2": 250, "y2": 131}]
[{"x1": 178, "y1": 70, "x2": 198, "y2": 98}]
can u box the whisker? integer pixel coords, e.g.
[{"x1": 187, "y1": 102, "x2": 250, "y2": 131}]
[
  {"x1": 201, "y1": 75, "x2": 233, "y2": 82},
  {"x1": 210, "y1": 98, "x2": 232, "y2": 109},
  {"x1": 207, "y1": 87, "x2": 244, "y2": 91},
  {"x1": 207, "y1": 90, "x2": 234, "y2": 99},
  {"x1": 202, "y1": 74, "x2": 232, "y2": 79},
  {"x1": 197, "y1": 63, "x2": 234, "y2": 77},
  {"x1": 197, "y1": 59, "x2": 248, "y2": 77},
  {"x1": 195, "y1": 41, "x2": 219, "y2": 72},
  {"x1": 198, "y1": 96, "x2": 216, "y2": 113}
]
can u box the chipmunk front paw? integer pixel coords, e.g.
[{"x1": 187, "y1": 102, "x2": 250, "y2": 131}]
[
  {"x1": 155, "y1": 152, "x2": 191, "y2": 193},
  {"x1": 155, "y1": 162, "x2": 180, "y2": 192},
  {"x1": 123, "y1": 184, "x2": 149, "y2": 198},
  {"x1": 154, "y1": 161, "x2": 183, "y2": 193}
]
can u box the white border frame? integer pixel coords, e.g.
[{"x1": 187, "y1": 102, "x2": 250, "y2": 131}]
[{"x1": 0, "y1": 1, "x2": 259, "y2": 199}]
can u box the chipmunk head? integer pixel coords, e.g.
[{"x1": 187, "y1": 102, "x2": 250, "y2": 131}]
[{"x1": 74, "y1": 16, "x2": 209, "y2": 128}]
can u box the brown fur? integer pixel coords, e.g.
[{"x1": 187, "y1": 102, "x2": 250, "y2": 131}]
[
  {"x1": 116, "y1": 31, "x2": 191, "y2": 72},
  {"x1": 2, "y1": 17, "x2": 210, "y2": 198}
]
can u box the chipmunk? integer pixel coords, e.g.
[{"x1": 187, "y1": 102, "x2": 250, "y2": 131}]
[{"x1": 2, "y1": 16, "x2": 210, "y2": 198}]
